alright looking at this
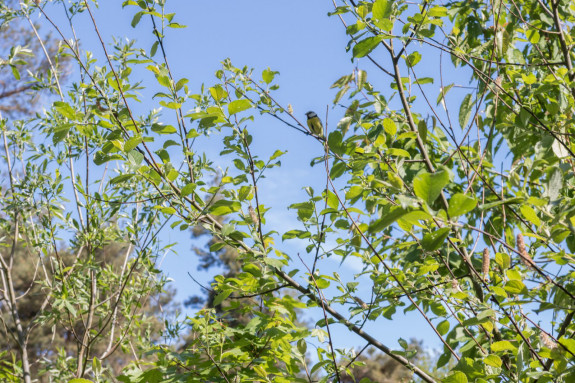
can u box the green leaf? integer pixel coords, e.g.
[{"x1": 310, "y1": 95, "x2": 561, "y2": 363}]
[
  {"x1": 270, "y1": 149, "x2": 286, "y2": 160},
  {"x1": 448, "y1": 193, "x2": 477, "y2": 217},
  {"x1": 479, "y1": 197, "x2": 523, "y2": 210},
  {"x1": 131, "y1": 11, "x2": 143, "y2": 27},
  {"x1": 209, "y1": 200, "x2": 241, "y2": 215},
  {"x1": 167, "y1": 22, "x2": 186, "y2": 29},
  {"x1": 413, "y1": 170, "x2": 449, "y2": 206},
  {"x1": 428, "y1": 6, "x2": 447, "y2": 17},
  {"x1": 442, "y1": 371, "x2": 468, "y2": 383},
  {"x1": 418, "y1": 119, "x2": 427, "y2": 143},
  {"x1": 526, "y1": 29, "x2": 540, "y2": 44},
  {"x1": 262, "y1": 68, "x2": 276, "y2": 84},
  {"x1": 175, "y1": 78, "x2": 188, "y2": 91},
  {"x1": 491, "y1": 340, "x2": 517, "y2": 352},
  {"x1": 372, "y1": 0, "x2": 392, "y2": 20},
  {"x1": 559, "y1": 338, "x2": 575, "y2": 355},
  {"x1": 421, "y1": 227, "x2": 450, "y2": 251},
  {"x1": 459, "y1": 93, "x2": 473, "y2": 129},
  {"x1": 520, "y1": 205, "x2": 541, "y2": 227},
  {"x1": 368, "y1": 207, "x2": 408, "y2": 233},
  {"x1": 53, "y1": 101, "x2": 77, "y2": 120},
  {"x1": 160, "y1": 207, "x2": 176, "y2": 215},
  {"x1": 150, "y1": 41, "x2": 159, "y2": 56},
  {"x1": 415, "y1": 77, "x2": 433, "y2": 85},
  {"x1": 484, "y1": 354, "x2": 502, "y2": 368},
  {"x1": 328, "y1": 131, "x2": 345, "y2": 155},
  {"x1": 109, "y1": 174, "x2": 134, "y2": 184},
  {"x1": 180, "y1": 183, "x2": 195, "y2": 197},
  {"x1": 437, "y1": 83, "x2": 454, "y2": 106},
  {"x1": 326, "y1": 190, "x2": 339, "y2": 209},
  {"x1": 383, "y1": 118, "x2": 397, "y2": 136},
  {"x1": 290, "y1": 201, "x2": 314, "y2": 221},
  {"x1": 504, "y1": 280, "x2": 526, "y2": 294},
  {"x1": 406, "y1": 51, "x2": 421, "y2": 66},
  {"x1": 52, "y1": 123, "x2": 72, "y2": 144},
  {"x1": 430, "y1": 302, "x2": 447, "y2": 316},
  {"x1": 209, "y1": 85, "x2": 227, "y2": 101},
  {"x1": 315, "y1": 278, "x2": 330, "y2": 289},
  {"x1": 213, "y1": 290, "x2": 232, "y2": 306},
  {"x1": 353, "y1": 36, "x2": 384, "y2": 58},
  {"x1": 228, "y1": 99, "x2": 252, "y2": 115},
  {"x1": 437, "y1": 319, "x2": 450, "y2": 335},
  {"x1": 127, "y1": 150, "x2": 144, "y2": 165},
  {"x1": 68, "y1": 379, "x2": 95, "y2": 383},
  {"x1": 151, "y1": 123, "x2": 177, "y2": 134},
  {"x1": 94, "y1": 152, "x2": 123, "y2": 165},
  {"x1": 124, "y1": 136, "x2": 142, "y2": 152}
]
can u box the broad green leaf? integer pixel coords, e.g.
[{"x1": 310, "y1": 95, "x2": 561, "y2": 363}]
[
  {"x1": 54, "y1": 101, "x2": 77, "y2": 120},
  {"x1": 228, "y1": 99, "x2": 252, "y2": 115},
  {"x1": 437, "y1": 319, "x2": 450, "y2": 335},
  {"x1": 369, "y1": 206, "x2": 408, "y2": 233},
  {"x1": 131, "y1": 11, "x2": 143, "y2": 27},
  {"x1": 124, "y1": 136, "x2": 142, "y2": 152},
  {"x1": 413, "y1": 170, "x2": 449, "y2": 206},
  {"x1": 209, "y1": 200, "x2": 241, "y2": 215},
  {"x1": 151, "y1": 123, "x2": 177, "y2": 134},
  {"x1": 559, "y1": 338, "x2": 575, "y2": 355},
  {"x1": 180, "y1": 183, "x2": 195, "y2": 197},
  {"x1": 213, "y1": 290, "x2": 232, "y2": 306},
  {"x1": 491, "y1": 340, "x2": 517, "y2": 352},
  {"x1": 175, "y1": 78, "x2": 188, "y2": 91},
  {"x1": 479, "y1": 197, "x2": 523, "y2": 210},
  {"x1": 415, "y1": 77, "x2": 434, "y2": 85},
  {"x1": 519, "y1": 205, "x2": 541, "y2": 227},
  {"x1": 290, "y1": 201, "x2": 314, "y2": 221},
  {"x1": 448, "y1": 193, "x2": 477, "y2": 217},
  {"x1": 270, "y1": 149, "x2": 286, "y2": 160},
  {"x1": 406, "y1": 51, "x2": 421, "y2": 66},
  {"x1": 437, "y1": 83, "x2": 454, "y2": 106},
  {"x1": 353, "y1": 36, "x2": 384, "y2": 58},
  {"x1": 127, "y1": 150, "x2": 144, "y2": 165},
  {"x1": 346, "y1": 186, "x2": 363, "y2": 200},
  {"x1": 442, "y1": 371, "x2": 468, "y2": 383},
  {"x1": 430, "y1": 302, "x2": 447, "y2": 316},
  {"x1": 373, "y1": 0, "x2": 392, "y2": 20},
  {"x1": 262, "y1": 68, "x2": 276, "y2": 84},
  {"x1": 428, "y1": 6, "x2": 447, "y2": 17},
  {"x1": 421, "y1": 227, "x2": 450, "y2": 251},
  {"x1": 504, "y1": 280, "x2": 526, "y2": 294},
  {"x1": 546, "y1": 166, "x2": 562, "y2": 201},
  {"x1": 484, "y1": 354, "x2": 502, "y2": 368},
  {"x1": 209, "y1": 85, "x2": 227, "y2": 101},
  {"x1": 109, "y1": 174, "x2": 134, "y2": 184},
  {"x1": 383, "y1": 118, "x2": 397, "y2": 136},
  {"x1": 52, "y1": 123, "x2": 72, "y2": 144},
  {"x1": 150, "y1": 41, "x2": 159, "y2": 56},
  {"x1": 315, "y1": 278, "x2": 330, "y2": 289},
  {"x1": 526, "y1": 29, "x2": 540, "y2": 44},
  {"x1": 459, "y1": 93, "x2": 473, "y2": 129},
  {"x1": 328, "y1": 131, "x2": 344, "y2": 155},
  {"x1": 160, "y1": 207, "x2": 176, "y2": 215},
  {"x1": 326, "y1": 190, "x2": 339, "y2": 209}
]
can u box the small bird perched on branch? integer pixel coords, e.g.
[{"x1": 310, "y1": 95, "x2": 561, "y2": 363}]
[
  {"x1": 305, "y1": 111, "x2": 323, "y2": 137},
  {"x1": 248, "y1": 206, "x2": 259, "y2": 227}
]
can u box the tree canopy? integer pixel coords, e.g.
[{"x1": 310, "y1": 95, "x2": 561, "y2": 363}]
[{"x1": 1, "y1": 0, "x2": 575, "y2": 382}]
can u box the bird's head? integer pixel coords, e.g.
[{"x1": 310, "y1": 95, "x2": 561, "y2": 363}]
[{"x1": 305, "y1": 111, "x2": 317, "y2": 119}]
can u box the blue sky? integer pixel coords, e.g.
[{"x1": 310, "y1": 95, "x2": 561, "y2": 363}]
[{"x1": 38, "y1": 0, "x2": 456, "y2": 353}]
